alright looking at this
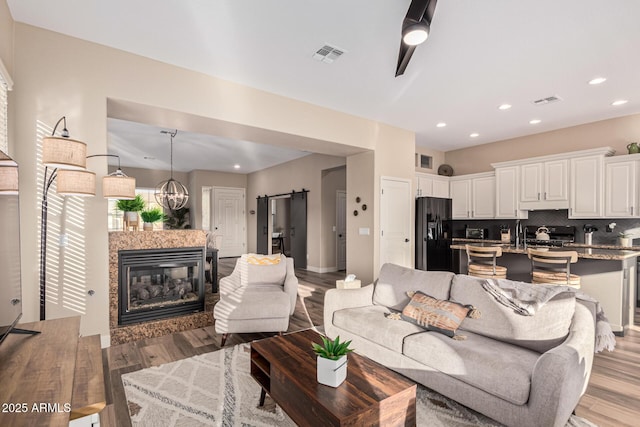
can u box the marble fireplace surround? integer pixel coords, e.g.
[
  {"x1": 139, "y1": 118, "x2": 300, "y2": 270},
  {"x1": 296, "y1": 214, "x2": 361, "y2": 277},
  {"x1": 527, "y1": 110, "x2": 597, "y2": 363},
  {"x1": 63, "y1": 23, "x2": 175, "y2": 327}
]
[{"x1": 109, "y1": 230, "x2": 212, "y2": 345}]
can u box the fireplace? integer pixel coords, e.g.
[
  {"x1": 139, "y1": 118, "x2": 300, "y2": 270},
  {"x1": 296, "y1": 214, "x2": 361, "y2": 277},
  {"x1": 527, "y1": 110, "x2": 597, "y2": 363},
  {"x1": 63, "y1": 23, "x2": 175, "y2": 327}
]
[{"x1": 118, "y1": 247, "x2": 205, "y2": 325}]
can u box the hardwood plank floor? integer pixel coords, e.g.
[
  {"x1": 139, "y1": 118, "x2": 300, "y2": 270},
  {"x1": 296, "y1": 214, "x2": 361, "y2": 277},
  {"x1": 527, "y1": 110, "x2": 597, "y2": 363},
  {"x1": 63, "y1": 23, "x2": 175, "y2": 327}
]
[{"x1": 101, "y1": 259, "x2": 640, "y2": 427}]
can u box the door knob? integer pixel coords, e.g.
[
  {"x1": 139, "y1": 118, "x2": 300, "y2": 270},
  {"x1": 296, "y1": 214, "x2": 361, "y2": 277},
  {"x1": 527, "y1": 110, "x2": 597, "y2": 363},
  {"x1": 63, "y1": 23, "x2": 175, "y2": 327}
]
[
  {"x1": 405, "y1": 238, "x2": 410, "y2": 242},
  {"x1": 338, "y1": 234, "x2": 343, "y2": 238}
]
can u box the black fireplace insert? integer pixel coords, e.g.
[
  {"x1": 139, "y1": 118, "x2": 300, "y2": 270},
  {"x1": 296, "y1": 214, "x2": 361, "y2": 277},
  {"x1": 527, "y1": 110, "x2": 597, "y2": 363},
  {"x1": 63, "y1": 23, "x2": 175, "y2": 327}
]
[{"x1": 118, "y1": 247, "x2": 205, "y2": 325}]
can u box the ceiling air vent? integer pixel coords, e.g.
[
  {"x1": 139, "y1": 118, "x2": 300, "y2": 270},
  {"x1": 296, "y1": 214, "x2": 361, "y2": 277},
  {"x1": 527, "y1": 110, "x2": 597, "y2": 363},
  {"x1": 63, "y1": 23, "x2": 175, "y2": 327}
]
[
  {"x1": 532, "y1": 95, "x2": 563, "y2": 106},
  {"x1": 312, "y1": 44, "x2": 346, "y2": 63}
]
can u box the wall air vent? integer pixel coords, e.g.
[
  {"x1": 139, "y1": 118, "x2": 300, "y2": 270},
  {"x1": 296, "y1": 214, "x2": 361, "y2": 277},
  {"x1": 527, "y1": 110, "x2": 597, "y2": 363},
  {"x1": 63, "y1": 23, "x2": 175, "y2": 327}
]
[
  {"x1": 312, "y1": 44, "x2": 346, "y2": 63},
  {"x1": 533, "y1": 95, "x2": 563, "y2": 106}
]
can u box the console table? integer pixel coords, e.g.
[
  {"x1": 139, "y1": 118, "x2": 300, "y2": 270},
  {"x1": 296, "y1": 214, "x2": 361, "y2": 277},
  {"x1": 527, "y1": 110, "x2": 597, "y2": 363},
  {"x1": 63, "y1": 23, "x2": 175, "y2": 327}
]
[{"x1": 0, "y1": 316, "x2": 105, "y2": 426}]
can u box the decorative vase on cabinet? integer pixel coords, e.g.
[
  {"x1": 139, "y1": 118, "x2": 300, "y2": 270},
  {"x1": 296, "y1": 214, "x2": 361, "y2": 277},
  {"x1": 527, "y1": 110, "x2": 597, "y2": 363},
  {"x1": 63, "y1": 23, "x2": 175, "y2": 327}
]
[{"x1": 627, "y1": 142, "x2": 639, "y2": 154}]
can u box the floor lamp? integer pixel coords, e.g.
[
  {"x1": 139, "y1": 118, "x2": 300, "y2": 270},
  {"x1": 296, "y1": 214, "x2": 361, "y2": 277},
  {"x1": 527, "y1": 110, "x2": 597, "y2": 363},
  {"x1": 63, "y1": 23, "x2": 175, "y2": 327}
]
[{"x1": 39, "y1": 116, "x2": 136, "y2": 321}]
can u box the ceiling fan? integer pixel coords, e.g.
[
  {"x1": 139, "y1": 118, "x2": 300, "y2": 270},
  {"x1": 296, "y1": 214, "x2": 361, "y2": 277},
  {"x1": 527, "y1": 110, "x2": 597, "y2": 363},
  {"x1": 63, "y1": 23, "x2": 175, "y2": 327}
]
[{"x1": 396, "y1": 0, "x2": 438, "y2": 77}]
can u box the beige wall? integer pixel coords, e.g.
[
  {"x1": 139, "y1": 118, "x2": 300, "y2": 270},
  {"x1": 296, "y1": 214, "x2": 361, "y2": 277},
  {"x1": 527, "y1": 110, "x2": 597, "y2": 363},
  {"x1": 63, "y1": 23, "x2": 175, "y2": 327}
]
[
  {"x1": 414, "y1": 145, "x2": 446, "y2": 175},
  {"x1": 0, "y1": 0, "x2": 12, "y2": 76},
  {"x1": 246, "y1": 153, "x2": 346, "y2": 270},
  {"x1": 445, "y1": 114, "x2": 640, "y2": 175},
  {"x1": 320, "y1": 166, "x2": 346, "y2": 271},
  {"x1": 11, "y1": 23, "x2": 412, "y2": 339}
]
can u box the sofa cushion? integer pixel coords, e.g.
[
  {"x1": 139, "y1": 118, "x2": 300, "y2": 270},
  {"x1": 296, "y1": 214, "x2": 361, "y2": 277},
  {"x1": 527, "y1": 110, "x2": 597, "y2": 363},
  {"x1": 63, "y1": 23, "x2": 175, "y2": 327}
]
[
  {"x1": 333, "y1": 306, "x2": 424, "y2": 353},
  {"x1": 401, "y1": 291, "x2": 471, "y2": 338},
  {"x1": 239, "y1": 254, "x2": 287, "y2": 288},
  {"x1": 373, "y1": 263, "x2": 454, "y2": 310},
  {"x1": 450, "y1": 275, "x2": 575, "y2": 353},
  {"x1": 403, "y1": 330, "x2": 539, "y2": 405}
]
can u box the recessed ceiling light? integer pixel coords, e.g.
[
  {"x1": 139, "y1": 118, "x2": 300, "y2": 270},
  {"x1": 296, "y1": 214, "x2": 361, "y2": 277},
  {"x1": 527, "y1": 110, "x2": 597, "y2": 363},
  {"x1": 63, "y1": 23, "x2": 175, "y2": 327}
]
[
  {"x1": 498, "y1": 104, "x2": 512, "y2": 110},
  {"x1": 612, "y1": 99, "x2": 628, "y2": 106},
  {"x1": 436, "y1": 122, "x2": 447, "y2": 128},
  {"x1": 233, "y1": 164, "x2": 241, "y2": 169},
  {"x1": 469, "y1": 133, "x2": 479, "y2": 138},
  {"x1": 529, "y1": 119, "x2": 542, "y2": 124},
  {"x1": 588, "y1": 77, "x2": 607, "y2": 85}
]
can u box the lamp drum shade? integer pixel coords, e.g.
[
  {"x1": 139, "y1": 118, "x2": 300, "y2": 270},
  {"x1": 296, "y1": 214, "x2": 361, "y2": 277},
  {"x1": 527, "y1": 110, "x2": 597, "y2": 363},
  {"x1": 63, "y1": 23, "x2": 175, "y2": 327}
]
[
  {"x1": 42, "y1": 136, "x2": 87, "y2": 170},
  {"x1": 103, "y1": 175, "x2": 135, "y2": 199},
  {"x1": 56, "y1": 169, "x2": 96, "y2": 196},
  {"x1": 0, "y1": 165, "x2": 19, "y2": 195}
]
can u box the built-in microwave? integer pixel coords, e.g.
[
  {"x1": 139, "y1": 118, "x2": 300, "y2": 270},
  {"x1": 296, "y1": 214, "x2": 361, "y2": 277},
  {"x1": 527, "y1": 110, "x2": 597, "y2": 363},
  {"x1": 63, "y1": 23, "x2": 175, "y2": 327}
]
[{"x1": 466, "y1": 228, "x2": 488, "y2": 239}]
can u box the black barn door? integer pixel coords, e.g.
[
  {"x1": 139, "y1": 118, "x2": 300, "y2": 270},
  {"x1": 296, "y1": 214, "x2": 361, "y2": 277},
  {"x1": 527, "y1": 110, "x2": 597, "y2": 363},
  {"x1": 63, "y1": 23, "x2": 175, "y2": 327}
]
[
  {"x1": 289, "y1": 192, "x2": 307, "y2": 269},
  {"x1": 256, "y1": 197, "x2": 269, "y2": 255}
]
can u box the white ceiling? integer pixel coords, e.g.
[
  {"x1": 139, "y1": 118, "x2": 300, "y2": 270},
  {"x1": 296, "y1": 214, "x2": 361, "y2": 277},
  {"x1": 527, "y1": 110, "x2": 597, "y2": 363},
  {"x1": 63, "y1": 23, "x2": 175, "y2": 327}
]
[{"x1": 8, "y1": 0, "x2": 640, "y2": 162}]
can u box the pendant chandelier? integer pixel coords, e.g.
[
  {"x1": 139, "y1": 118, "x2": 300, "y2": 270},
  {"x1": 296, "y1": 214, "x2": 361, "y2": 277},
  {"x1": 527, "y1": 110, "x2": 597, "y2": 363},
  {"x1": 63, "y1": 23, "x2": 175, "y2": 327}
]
[{"x1": 155, "y1": 129, "x2": 189, "y2": 210}]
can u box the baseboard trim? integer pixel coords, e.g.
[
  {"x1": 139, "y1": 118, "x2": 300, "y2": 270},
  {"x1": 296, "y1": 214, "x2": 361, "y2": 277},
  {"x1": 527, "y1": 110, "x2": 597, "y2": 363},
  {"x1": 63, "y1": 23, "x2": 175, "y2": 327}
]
[
  {"x1": 100, "y1": 334, "x2": 111, "y2": 349},
  {"x1": 306, "y1": 265, "x2": 338, "y2": 273}
]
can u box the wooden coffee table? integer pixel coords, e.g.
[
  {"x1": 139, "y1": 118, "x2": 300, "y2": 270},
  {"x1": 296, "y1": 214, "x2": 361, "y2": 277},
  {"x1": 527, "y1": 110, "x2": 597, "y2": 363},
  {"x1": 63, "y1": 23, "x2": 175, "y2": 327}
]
[{"x1": 250, "y1": 329, "x2": 416, "y2": 426}]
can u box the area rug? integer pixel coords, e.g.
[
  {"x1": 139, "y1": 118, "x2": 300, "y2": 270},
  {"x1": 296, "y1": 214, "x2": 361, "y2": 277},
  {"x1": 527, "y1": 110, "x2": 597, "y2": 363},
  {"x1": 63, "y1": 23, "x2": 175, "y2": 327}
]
[{"x1": 122, "y1": 344, "x2": 597, "y2": 427}]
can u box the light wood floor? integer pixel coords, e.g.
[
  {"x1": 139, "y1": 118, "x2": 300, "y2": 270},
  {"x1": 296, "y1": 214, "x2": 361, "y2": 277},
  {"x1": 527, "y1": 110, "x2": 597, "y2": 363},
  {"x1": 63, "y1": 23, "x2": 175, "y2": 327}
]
[{"x1": 100, "y1": 259, "x2": 640, "y2": 427}]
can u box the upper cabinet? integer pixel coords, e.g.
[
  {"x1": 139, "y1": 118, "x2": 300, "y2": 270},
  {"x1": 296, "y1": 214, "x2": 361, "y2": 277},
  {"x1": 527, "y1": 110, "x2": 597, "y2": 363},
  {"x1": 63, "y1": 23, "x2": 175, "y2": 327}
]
[
  {"x1": 450, "y1": 172, "x2": 495, "y2": 219},
  {"x1": 605, "y1": 156, "x2": 639, "y2": 218},
  {"x1": 495, "y1": 166, "x2": 528, "y2": 219},
  {"x1": 415, "y1": 173, "x2": 449, "y2": 198},
  {"x1": 492, "y1": 147, "x2": 614, "y2": 215},
  {"x1": 570, "y1": 155, "x2": 604, "y2": 218}
]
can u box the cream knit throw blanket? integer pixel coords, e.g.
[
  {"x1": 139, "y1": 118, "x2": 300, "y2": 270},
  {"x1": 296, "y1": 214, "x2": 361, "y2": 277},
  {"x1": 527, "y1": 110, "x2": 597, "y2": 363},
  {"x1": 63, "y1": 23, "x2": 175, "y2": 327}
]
[{"x1": 482, "y1": 279, "x2": 616, "y2": 353}]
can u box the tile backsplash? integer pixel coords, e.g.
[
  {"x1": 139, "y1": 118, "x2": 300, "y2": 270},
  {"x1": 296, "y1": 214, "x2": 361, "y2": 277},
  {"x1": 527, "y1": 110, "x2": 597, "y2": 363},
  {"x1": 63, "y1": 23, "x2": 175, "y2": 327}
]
[{"x1": 453, "y1": 210, "x2": 640, "y2": 245}]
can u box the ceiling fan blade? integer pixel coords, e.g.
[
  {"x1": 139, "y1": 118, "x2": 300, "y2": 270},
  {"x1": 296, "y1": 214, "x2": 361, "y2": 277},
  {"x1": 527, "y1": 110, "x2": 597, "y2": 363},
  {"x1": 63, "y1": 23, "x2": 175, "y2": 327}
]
[{"x1": 395, "y1": 0, "x2": 438, "y2": 77}]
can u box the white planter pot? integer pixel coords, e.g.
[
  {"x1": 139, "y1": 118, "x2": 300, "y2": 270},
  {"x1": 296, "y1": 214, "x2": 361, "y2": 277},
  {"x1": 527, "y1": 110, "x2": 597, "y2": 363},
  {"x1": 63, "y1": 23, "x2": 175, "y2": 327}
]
[
  {"x1": 124, "y1": 211, "x2": 139, "y2": 221},
  {"x1": 317, "y1": 355, "x2": 347, "y2": 387},
  {"x1": 619, "y1": 237, "x2": 632, "y2": 247},
  {"x1": 143, "y1": 222, "x2": 153, "y2": 231}
]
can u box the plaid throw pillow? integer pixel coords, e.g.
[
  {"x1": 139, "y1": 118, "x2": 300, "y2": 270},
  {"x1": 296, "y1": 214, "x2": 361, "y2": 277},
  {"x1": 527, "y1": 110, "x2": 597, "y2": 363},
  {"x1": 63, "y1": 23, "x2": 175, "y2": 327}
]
[{"x1": 401, "y1": 291, "x2": 471, "y2": 338}]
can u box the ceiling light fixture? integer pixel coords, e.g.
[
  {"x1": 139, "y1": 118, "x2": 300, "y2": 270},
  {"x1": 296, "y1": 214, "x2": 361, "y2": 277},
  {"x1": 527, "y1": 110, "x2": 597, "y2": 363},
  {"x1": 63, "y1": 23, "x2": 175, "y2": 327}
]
[
  {"x1": 155, "y1": 130, "x2": 189, "y2": 210},
  {"x1": 396, "y1": 0, "x2": 438, "y2": 77},
  {"x1": 469, "y1": 133, "x2": 479, "y2": 138},
  {"x1": 498, "y1": 104, "x2": 512, "y2": 110},
  {"x1": 233, "y1": 164, "x2": 241, "y2": 169},
  {"x1": 402, "y1": 20, "x2": 430, "y2": 46},
  {"x1": 588, "y1": 77, "x2": 607, "y2": 85},
  {"x1": 436, "y1": 122, "x2": 446, "y2": 128},
  {"x1": 611, "y1": 99, "x2": 628, "y2": 106},
  {"x1": 529, "y1": 119, "x2": 542, "y2": 124}
]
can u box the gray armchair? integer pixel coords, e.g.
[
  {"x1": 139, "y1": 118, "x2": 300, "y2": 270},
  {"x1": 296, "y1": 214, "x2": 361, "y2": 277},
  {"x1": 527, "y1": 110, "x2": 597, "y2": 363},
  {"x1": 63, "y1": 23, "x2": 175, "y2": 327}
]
[{"x1": 213, "y1": 254, "x2": 298, "y2": 346}]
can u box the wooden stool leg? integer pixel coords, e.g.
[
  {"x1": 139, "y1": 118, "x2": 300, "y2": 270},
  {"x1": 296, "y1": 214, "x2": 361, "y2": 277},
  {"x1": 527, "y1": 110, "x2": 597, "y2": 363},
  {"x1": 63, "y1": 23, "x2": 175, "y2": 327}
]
[
  {"x1": 220, "y1": 333, "x2": 229, "y2": 347},
  {"x1": 259, "y1": 388, "x2": 266, "y2": 407}
]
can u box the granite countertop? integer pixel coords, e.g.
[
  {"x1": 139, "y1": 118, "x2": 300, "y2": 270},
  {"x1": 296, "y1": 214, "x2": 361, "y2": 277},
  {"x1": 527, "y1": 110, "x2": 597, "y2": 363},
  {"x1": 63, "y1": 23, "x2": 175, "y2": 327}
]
[{"x1": 451, "y1": 238, "x2": 640, "y2": 260}]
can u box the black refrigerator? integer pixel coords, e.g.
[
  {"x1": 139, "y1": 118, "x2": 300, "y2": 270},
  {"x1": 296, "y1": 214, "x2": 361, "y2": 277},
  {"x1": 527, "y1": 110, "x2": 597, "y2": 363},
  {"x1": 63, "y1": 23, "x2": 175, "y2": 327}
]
[{"x1": 415, "y1": 197, "x2": 453, "y2": 271}]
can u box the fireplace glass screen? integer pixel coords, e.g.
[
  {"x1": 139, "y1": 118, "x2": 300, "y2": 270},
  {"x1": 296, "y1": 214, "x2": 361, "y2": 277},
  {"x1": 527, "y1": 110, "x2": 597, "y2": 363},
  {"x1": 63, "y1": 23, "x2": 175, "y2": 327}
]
[{"x1": 118, "y1": 247, "x2": 205, "y2": 325}]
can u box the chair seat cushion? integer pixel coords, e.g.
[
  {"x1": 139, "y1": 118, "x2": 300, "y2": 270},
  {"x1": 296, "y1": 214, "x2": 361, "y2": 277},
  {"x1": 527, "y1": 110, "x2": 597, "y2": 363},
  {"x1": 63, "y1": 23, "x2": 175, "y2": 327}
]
[
  {"x1": 403, "y1": 330, "x2": 539, "y2": 405},
  {"x1": 213, "y1": 288, "x2": 290, "y2": 321},
  {"x1": 468, "y1": 264, "x2": 507, "y2": 274}
]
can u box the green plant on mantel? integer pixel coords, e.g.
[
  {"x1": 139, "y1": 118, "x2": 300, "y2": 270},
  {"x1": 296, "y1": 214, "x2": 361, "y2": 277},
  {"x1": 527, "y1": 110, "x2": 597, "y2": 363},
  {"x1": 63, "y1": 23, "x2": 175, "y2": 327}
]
[
  {"x1": 312, "y1": 336, "x2": 353, "y2": 361},
  {"x1": 116, "y1": 194, "x2": 145, "y2": 212},
  {"x1": 140, "y1": 207, "x2": 167, "y2": 224}
]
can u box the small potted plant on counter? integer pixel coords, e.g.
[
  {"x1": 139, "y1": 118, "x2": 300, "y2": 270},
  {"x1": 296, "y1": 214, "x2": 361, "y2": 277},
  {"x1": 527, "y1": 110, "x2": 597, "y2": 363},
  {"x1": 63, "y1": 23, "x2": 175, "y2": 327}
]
[
  {"x1": 618, "y1": 232, "x2": 633, "y2": 247},
  {"x1": 312, "y1": 335, "x2": 353, "y2": 387},
  {"x1": 140, "y1": 207, "x2": 167, "y2": 231}
]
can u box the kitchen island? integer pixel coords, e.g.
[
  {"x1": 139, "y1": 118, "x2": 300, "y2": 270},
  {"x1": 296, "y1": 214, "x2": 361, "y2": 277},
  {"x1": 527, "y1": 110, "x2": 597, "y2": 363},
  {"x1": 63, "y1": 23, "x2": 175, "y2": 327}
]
[{"x1": 451, "y1": 239, "x2": 639, "y2": 334}]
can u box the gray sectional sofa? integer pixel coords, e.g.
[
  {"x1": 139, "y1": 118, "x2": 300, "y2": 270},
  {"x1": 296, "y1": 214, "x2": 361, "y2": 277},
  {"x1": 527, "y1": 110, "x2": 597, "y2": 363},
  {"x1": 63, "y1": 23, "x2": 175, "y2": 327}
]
[{"x1": 324, "y1": 263, "x2": 596, "y2": 427}]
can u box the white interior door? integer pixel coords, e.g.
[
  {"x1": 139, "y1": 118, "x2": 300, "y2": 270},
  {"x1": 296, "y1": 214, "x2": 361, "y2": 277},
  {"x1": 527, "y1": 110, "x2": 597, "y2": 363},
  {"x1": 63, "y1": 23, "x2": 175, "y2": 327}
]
[
  {"x1": 380, "y1": 177, "x2": 412, "y2": 268},
  {"x1": 336, "y1": 190, "x2": 347, "y2": 271},
  {"x1": 212, "y1": 187, "x2": 246, "y2": 257}
]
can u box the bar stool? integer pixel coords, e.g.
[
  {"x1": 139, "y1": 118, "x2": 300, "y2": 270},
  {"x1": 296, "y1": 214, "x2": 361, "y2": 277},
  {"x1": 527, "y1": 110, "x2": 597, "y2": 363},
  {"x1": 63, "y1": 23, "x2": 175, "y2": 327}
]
[
  {"x1": 527, "y1": 249, "x2": 581, "y2": 289},
  {"x1": 465, "y1": 245, "x2": 507, "y2": 279}
]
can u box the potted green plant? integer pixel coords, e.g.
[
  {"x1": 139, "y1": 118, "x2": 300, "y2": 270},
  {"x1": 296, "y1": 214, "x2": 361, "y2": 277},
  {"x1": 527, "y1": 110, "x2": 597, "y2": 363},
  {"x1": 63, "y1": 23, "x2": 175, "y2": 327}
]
[
  {"x1": 116, "y1": 195, "x2": 145, "y2": 230},
  {"x1": 140, "y1": 207, "x2": 167, "y2": 231},
  {"x1": 312, "y1": 335, "x2": 353, "y2": 387},
  {"x1": 618, "y1": 232, "x2": 632, "y2": 247}
]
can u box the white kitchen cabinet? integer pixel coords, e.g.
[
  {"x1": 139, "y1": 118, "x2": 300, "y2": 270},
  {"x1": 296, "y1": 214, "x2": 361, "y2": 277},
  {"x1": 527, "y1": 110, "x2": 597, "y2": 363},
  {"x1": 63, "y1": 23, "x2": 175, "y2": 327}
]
[
  {"x1": 450, "y1": 179, "x2": 471, "y2": 218},
  {"x1": 519, "y1": 159, "x2": 569, "y2": 209},
  {"x1": 471, "y1": 175, "x2": 495, "y2": 218},
  {"x1": 415, "y1": 173, "x2": 449, "y2": 198},
  {"x1": 450, "y1": 172, "x2": 495, "y2": 219},
  {"x1": 570, "y1": 155, "x2": 604, "y2": 218},
  {"x1": 605, "y1": 157, "x2": 638, "y2": 217},
  {"x1": 495, "y1": 166, "x2": 528, "y2": 219}
]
